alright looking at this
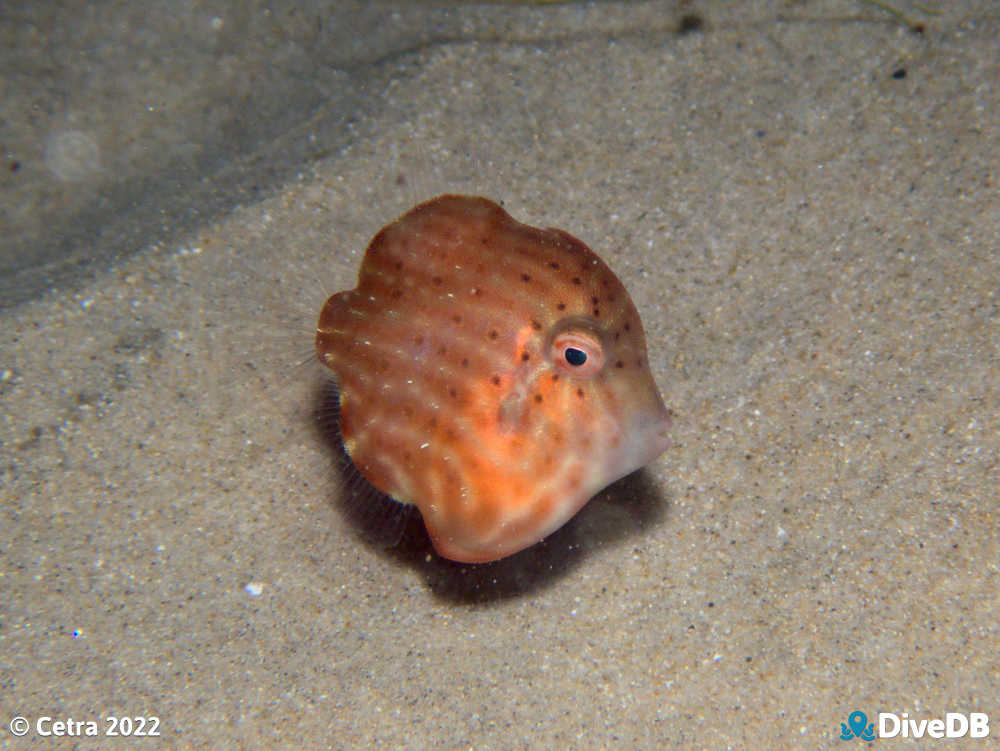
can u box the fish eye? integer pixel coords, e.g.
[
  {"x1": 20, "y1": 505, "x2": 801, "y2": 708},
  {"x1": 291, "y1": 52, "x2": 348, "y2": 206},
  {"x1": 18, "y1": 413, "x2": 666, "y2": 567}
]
[{"x1": 551, "y1": 330, "x2": 604, "y2": 377}]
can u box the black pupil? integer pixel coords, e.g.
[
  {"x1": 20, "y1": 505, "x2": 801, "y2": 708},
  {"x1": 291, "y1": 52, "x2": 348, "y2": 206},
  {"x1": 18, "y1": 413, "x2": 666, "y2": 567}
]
[{"x1": 564, "y1": 347, "x2": 588, "y2": 366}]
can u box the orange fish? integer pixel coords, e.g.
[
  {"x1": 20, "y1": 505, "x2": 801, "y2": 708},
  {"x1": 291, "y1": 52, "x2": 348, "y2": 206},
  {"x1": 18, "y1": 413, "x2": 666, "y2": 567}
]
[{"x1": 316, "y1": 195, "x2": 671, "y2": 563}]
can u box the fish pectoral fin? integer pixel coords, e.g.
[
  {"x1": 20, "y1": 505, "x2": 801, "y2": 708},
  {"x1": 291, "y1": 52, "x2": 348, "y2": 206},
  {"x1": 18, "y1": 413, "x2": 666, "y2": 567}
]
[{"x1": 496, "y1": 390, "x2": 527, "y2": 433}]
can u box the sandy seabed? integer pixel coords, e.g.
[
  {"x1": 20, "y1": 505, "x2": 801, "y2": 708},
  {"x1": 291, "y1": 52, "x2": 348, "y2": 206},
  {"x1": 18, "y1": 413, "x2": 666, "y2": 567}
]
[{"x1": 2, "y1": 1, "x2": 998, "y2": 748}]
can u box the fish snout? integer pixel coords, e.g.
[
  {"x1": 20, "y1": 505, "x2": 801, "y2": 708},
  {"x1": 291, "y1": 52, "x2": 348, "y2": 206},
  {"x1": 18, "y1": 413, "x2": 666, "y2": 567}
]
[{"x1": 630, "y1": 399, "x2": 673, "y2": 467}]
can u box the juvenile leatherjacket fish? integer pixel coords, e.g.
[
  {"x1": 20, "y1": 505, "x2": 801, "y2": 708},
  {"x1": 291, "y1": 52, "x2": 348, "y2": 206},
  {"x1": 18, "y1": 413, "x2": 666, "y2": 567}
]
[{"x1": 316, "y1": 195, "x2": 672, "y2": 562}]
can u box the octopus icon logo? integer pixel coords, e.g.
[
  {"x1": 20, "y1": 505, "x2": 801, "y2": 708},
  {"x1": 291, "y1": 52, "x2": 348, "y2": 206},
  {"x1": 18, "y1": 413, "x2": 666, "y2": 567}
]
[{"x1": 840, "y1": 710, "x2": 877, "y2": 741}]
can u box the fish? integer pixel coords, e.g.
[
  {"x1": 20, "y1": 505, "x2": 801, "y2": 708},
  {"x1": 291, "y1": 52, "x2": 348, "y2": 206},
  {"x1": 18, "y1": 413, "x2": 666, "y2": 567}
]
[{"x1": 316, "y1": 195, "x2": 672, "y2": 563}]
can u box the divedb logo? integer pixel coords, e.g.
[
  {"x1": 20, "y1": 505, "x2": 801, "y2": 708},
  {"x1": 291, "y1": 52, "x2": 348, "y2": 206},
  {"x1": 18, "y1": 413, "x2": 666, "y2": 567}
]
[{"x1": 839, "y1": 709, "x2": 990, "y2": 740}]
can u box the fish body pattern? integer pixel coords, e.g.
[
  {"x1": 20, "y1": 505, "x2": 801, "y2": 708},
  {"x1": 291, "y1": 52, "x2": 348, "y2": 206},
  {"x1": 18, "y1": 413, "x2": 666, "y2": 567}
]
[{"x1": 316, "y1": 195, "x2": 671, "y2": 563}]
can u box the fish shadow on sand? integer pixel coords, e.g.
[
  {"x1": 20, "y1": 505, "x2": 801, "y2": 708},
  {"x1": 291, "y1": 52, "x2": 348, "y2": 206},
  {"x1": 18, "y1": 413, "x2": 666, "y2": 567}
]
[{"x1": 311, "y1": 379, "x2": 671, "y2": 604}]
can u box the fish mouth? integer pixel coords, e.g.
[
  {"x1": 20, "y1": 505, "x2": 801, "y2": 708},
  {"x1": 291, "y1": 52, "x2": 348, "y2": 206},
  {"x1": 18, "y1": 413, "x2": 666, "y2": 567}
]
[
  {"x1": 639, "y1": 409, "x2": 673, "y2": 464},
  {"x1": 615, "y1": 401, "x2": 673, "y2": 478}
]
